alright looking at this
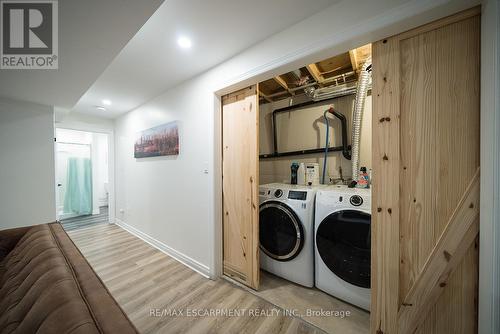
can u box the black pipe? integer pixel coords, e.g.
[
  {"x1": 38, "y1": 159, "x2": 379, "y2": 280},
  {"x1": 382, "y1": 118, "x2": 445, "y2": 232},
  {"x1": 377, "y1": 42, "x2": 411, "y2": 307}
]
[
  {"x1": 269, "y1": 97, "x2": 352, "y2": 160},
  {"x1": 259, "y1": 146, "x2": 350, "y2": 159},
  {"x1": 329, "y1": 109, "x2": 351, "y2": 160}
]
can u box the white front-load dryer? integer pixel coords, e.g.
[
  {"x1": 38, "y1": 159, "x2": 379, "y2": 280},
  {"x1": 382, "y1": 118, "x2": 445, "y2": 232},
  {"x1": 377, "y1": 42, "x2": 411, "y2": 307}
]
[
  {"x1": 259, "y1": 183, "x2": 320, "y2": 287},
  {"x1": 315, "y1": 185, "x2": 371, "y2": 310}
]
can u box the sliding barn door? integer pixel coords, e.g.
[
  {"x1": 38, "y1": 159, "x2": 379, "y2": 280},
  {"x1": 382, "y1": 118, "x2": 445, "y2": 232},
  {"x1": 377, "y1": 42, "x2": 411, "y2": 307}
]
[
  {"x1": 222, "y1": 85, "x2": 259, "y2": 289},
  {"x1": 372, "y1": 7, "x2": 480, "y2": 334}
]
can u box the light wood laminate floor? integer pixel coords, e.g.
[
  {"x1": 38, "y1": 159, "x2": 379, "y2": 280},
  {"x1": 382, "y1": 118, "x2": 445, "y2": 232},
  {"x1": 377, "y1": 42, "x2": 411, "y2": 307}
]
[
  {"x1": 255, "y1": 271, "x2": 369, "y2": 334},
  {"x1": 61, "y1": 206, "x2": 108, "y2": 231},
  {"x1": 66, "y1": 223, "x2": 327, "y2": 334}
]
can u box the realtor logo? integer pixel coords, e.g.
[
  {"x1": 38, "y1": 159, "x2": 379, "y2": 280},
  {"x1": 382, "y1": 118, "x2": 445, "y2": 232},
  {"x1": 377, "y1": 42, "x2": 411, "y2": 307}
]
[{"x1": 1, "y1": 0, "x2": 58, "y2": 69}]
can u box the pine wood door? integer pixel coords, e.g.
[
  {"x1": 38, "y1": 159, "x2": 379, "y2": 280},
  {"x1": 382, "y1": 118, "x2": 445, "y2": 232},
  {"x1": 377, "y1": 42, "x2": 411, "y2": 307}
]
[
  {"x1": 371, "y1": 7, "x2": 480, "y2": 334},
  {"x1": 222, "y1": 85, "x2": 259, "y2": 289}
]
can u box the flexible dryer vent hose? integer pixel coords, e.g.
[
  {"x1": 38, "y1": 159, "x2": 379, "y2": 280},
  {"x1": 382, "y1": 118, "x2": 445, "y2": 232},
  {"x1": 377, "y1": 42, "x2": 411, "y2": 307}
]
[{"x1": 350, "y1": 57, "x2": 372, "y2": 187}]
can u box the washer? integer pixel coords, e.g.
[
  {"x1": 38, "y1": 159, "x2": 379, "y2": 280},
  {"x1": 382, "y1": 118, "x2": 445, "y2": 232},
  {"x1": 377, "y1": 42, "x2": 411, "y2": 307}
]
[
  {"x1": 314, "y1": 185, "x2": 371, "y2": 310},
  {"x1": 259, "y1": 183, "x2": 320, "y2": 287}
]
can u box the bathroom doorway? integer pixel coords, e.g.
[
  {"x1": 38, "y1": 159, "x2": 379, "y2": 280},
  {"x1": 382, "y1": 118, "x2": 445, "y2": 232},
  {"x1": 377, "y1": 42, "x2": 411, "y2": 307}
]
[{"x1": 55, "y1": 128, "x2": 111, "y2": 229}]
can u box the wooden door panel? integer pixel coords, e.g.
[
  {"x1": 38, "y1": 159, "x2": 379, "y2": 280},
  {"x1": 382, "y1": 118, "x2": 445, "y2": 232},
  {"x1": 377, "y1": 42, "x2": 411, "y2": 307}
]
[
  {"x1": 399, "y1": 172, "x2": 480, "y2": 333},
  {"x1": 222, "y1": 85, "x2": 259, "y2": 289},
  {"x1": 399, "y1": 28, "x2": 439, "y2": 301},
  {"x1": 372, "y1": 7, "x2": 480, "y2": 334},
  {"x1": 371, "y1": 33, "x2": 401, "y2": 334}
]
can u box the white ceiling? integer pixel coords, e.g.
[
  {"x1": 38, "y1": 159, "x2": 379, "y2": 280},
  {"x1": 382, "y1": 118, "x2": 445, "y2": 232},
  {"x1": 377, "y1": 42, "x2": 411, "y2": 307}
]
[
  {"x1": 72, "y1": 0, "x2": 340, "y2": 118},
  {"x1": 0, "y1": 0, "x2": 163, "y2": 109}
]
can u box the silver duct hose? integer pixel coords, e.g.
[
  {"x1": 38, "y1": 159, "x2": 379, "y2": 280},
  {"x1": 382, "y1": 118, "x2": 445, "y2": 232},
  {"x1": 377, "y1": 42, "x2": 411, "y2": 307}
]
[
  {"x1": 292, "y1": 70, "x2": 303, "y2": 80},
  {"x1": 351, "y1": 57, "x2": 371, "y2": 183},
  {"x1": 304, "y1": 81, "x2": 358, "y2": 101}
]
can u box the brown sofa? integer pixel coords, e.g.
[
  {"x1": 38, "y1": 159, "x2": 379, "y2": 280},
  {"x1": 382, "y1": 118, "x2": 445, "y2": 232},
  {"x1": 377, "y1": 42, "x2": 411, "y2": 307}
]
[{"x1": 0, "y1": 223, "x2": 138, "y2": 334}]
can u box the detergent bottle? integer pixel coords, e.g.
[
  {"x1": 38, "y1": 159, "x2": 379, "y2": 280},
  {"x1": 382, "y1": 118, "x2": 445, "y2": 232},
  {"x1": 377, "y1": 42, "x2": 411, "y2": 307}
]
[{"x1": 356, "y1": 167, "x2": 369, "y2": 188}]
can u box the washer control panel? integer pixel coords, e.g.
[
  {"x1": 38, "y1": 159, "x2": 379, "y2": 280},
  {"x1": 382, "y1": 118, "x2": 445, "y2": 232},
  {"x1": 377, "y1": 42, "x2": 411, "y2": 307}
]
[
  {"x1": 288, "y1": 191, "x2": 307, "y2": 201},
  {"x1": 259, "y1": 184, "x2": 317, "y2": 205}
]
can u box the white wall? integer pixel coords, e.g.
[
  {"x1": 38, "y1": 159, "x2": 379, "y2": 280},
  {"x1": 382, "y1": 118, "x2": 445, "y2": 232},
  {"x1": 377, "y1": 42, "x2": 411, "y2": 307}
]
[
  {"x1": 0, "y1": 98, "x2": 56, "y2": 229},
  {"x1": 115, "y1": 82, "x2": 212, "y2": 273},
  {"x1": 114, "y1": 0, "x2": 480, "y2": 276}
]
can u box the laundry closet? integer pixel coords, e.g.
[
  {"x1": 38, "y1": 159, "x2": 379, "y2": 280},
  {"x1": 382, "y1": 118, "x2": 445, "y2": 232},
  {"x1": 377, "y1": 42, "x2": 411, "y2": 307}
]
[
  {"x1": 220, "y1": 7, "x2": 480, "y2": 334},
  {"x1": 222, "y1": 45, "x2": 374, "y2": 332},
  {"x1": 258, "y1": 45, "x2": 373, "y2": 328}
]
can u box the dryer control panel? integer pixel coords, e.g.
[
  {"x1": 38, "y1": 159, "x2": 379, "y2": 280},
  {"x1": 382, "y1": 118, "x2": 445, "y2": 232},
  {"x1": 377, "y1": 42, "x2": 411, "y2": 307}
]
[{"x1": 316, "y1": 186, "x2": 371, "y2": 212}]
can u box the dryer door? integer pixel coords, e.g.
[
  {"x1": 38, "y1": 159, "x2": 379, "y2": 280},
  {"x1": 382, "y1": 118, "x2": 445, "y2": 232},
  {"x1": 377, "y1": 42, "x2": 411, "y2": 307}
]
[
  {"x1": 316, "y1": 210, "x2": 371, "y2": 288},
  {"x1": 259, "y1": 201, "x2": 304, "y2": 262}
]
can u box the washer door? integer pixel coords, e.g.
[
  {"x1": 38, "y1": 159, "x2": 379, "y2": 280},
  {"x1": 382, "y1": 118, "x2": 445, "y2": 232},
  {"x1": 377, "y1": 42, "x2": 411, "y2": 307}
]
[
  {"x1": 259, "y1": 201, "x2": 304, "y2": 262},
  {"x1": 316, "y1": 210, "x2": 371, "y2": 288}
]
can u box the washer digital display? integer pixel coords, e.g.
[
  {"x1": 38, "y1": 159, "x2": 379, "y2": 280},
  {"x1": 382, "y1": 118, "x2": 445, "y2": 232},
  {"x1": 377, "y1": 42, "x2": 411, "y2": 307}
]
[{"x1": 288, "y1": 191, "x2": 307, "y2": 200}]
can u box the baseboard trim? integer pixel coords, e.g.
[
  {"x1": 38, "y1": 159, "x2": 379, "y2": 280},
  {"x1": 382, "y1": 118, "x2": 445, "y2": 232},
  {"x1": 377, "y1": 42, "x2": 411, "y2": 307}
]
[{"x1": 114, "y1": 218, "x2": 210, "y2": 278}]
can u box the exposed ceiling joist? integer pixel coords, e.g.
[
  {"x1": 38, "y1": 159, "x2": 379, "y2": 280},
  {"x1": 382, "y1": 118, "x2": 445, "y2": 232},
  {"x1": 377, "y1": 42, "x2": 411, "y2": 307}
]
[
  {"x1": 306, "y1": 64, "x2": 324, "y2": 84},
  {"x1": 259, "y1": 44, "x2": 372, "y2": 105},
  {"x1": 349, "y1": 49, "x2": 358, "y2": 72},
  {"x1": 352, "y1": 44, "x2": 371, "y2": 71},
  {"x1": 319, "y1": 65, "x2": 347, "y2": 76},
  {"x1": 273, "y1": 76, "x2": 295, "y2": 95}
]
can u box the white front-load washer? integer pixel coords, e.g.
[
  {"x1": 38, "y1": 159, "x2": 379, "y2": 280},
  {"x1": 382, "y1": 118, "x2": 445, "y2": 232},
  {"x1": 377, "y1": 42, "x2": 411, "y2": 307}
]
[
  {"x1": 259, "y1": 183, "x2": 320, "y2": 287},
  {"x1": 315, "y1": 185, "x2": 371, "y2": 310}
]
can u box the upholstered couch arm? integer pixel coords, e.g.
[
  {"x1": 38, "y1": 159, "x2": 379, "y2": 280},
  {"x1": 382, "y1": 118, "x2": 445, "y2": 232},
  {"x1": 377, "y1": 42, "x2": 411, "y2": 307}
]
[{"x1": 0, "y1": 226, "x2": 30, "y2": 262}]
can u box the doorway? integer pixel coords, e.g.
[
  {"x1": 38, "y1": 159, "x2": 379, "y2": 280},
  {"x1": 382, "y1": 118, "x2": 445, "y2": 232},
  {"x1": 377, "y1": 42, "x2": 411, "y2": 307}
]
[
  {"x1": 257, "y1": 45, "x2": 372, "y2": 333},
  {"x1": 221, "y1": 45, "x2": 373, "y2": 333},
  {"x1": 55, "y1": 128, "x2": 111, "y2": 230}
]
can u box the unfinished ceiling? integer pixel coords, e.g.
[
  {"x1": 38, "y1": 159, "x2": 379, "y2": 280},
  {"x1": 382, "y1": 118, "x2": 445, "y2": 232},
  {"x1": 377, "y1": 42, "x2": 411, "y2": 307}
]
[{"x1": 259, "y1": 44, "x2": 371, "y2": 104}]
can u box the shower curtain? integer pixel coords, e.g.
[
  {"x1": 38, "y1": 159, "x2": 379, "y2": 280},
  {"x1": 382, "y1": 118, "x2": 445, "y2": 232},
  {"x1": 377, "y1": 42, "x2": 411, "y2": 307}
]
[{"x1": 63, "y1": 157, "x2": 93, "y2": 215}]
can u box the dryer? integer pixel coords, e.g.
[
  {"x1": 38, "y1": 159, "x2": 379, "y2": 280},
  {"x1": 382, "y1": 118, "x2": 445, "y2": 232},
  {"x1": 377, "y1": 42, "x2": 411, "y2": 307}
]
[
  {"x1": 259, "y1": 183, "x2": 319, "y2": 287},
  {"x1": 314, "y1": 185, "x2": 371, "y2": 310}
]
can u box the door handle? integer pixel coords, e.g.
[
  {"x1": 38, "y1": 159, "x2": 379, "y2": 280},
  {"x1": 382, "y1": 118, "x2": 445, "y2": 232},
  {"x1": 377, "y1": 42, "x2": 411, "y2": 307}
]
[{"x1": 57, "y1": 183, "x2": 62, "y2": 187}]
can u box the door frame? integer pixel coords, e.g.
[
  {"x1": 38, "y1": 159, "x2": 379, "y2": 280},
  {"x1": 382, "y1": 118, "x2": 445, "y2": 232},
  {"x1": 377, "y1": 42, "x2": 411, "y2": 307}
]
[
  {"x1": 212, "y1": 2, "x2": 499, "y2": 332},
  {"x1": 54, "y1": 124, "x2": 115, "y2": 225}
]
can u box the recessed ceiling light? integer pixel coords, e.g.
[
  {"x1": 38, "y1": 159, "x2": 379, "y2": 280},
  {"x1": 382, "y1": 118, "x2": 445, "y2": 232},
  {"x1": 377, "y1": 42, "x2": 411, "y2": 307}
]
[
  {"x1": 102, "y1": 99, "x2": 112, "y2": 106},
  {"x1": 95, "y1": 106, "x2": 106, "y2": 111},
  {"x1": 177, "y1": 36, "x2": 192, "y2": 49}
]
